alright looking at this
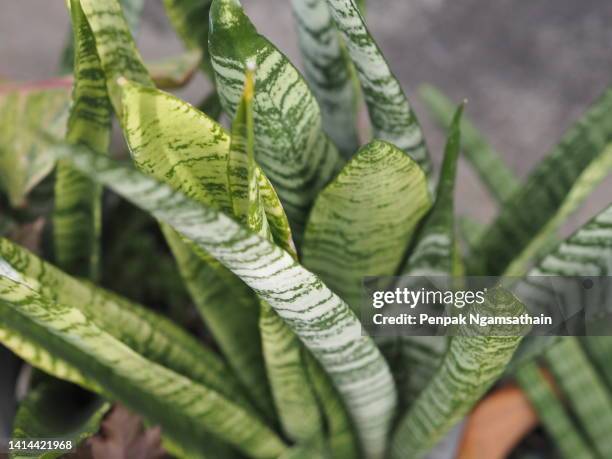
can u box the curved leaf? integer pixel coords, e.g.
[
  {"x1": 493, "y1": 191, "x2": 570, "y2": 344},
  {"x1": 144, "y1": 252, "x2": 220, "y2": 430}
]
[
  {"x1": 209, "y1": 0, "x2": 343, "y2": 238},
  {"x1": 302, "y1": 139, "x2": 431, "y2": 311},
  {"x1": 55, "y1": 143, "x2": 398, "y2": 459},
  {"x1": 419, "y1": 84, "x2": 520, "y2": 202},
  {"x1": 0, "y1": 277, "x2": 286, "y2": 459},
  {"x1": 54, "y1": 0, "x2": 112, "y2": 279},
  {"x1": 469, "y1": 89, "x2": 612, "y2": 276},
  {"x1": 229, "y1": 68, "x2": 323, "y2": 442},
  {"x1": 0, "y1": 237, "x2": 252, "y2": 411},
  {"x1": 391, "y1": 288, "x2": 526, "y2": 459},
  {"x1": 324, "y1": 0, "x2": 430, "y2": 172},
  {"x1": 290, "y1": 0, "x2": 360, "y2": 156}
]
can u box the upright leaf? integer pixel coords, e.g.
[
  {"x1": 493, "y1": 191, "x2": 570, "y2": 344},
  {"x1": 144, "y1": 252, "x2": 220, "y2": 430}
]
[
  {"x1": 302, "y1": 139, "x2": 431, "y2": 311},
  {"x1": 0, "y1": 237, "x2": 252, "y2": 411},
  {"x1": 117, "y1": 79, "x2": 274, "y2": 416},
  {"x1": 391, "y1": 288, "x2": 527, "y2": 459},
  {"x1": 0, "y1": 83, "x2": 70, "y2": 207},
  {"x1": 394, "y1": 104, "x2": 463, "y2": 405},
  {"x1": 56, "y1": 143, "x2": 398, "y2": 459},
  {"x1": 290, "y1": 0, "x2": 360, "y2": 156},
  {"x1": 54, "y1": 0, "x2": 112, "y2": 279},
  {"x1": 545, "y1": 338, "x2": 612, "y2": 458},
  {"x1": 516, "y1": 362, "x2": 596, "y2": 459},
  {"x1": 469, "y1": 89, "x2": 612, "y2": 276},
  {"x1": 419, "y1": 84, "x2": 520, "y2": 202},
  {"x1": 229, "y1": 67, "x2": 323, "y2": 443},
  {"x1": 0, "y1": 277, "x2": 286, "y2": 459},
  {"x1": 209, "y1": 0, "x2": 343, "y2": 238},
  {"x1": 324, "y1": 0, "x2": 430, "y2": 172}
]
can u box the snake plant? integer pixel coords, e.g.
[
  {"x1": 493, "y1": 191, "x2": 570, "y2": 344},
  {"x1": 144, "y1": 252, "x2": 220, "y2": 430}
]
[{"x1": 1, "y1": 0, "x2": 611, "y2": 458}]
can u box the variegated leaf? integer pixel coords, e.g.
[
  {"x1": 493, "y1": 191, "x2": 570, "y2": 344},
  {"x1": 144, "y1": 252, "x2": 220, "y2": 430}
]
[
  {"x1": 290, "y1": 0, "x2": 360, "y2": 156},
  {"x1": 209, "y1": 0, "x2": 343, "y2": 238},
  {"x1": 516, "y1": 362, "x2": 596, "y2": 459},
  {"x1": 55, "y1": 143, "x2": 398, "y2": 459},
  {"x1": 0, "y1": 237, "x2": 252, "y2": 411},
  {"x1": 117, "y1": 79, "x2": 275, "y2": 416},
  {"x1": 469, "y1": 89, "x2": 612, "y2": 276},
  {"x1": 391, "y1": 288, "x2": 526, "y2": 459},
  {"x1": 54, "y1": 0, "x2": 112, "y2": 280},
  {"x1": 229, "y1": 68, "x2": 323, "y2": 442},
  {"x1": 324, "y1": 0, "x2": 430, "y2": 172},
  {"x1": 302, "y1": 139, "x2": 431, "y2": 312},
  {"x1": 0, "y1": 276, "x2": 286, "y2": 459}
]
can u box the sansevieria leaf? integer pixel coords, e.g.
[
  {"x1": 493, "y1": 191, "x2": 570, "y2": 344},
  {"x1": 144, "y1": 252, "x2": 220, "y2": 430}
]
[
  {"x1": 0, "y1": 276, "x2": 286, "y2": 459},
  {"x1": 391, "y1": 288, "x2": 527, "y2": 459},
  {"x1": 55, "y1": 143, "x2": 398, "y2": 459},
  {"x1": 0, "y1": 237, "x2": 252, "y2": 411},
  {"x1": 290, "y1": 0, "x2": 360, "y2": 156},
  {"x1": 117, "y1": 78, "x2": 274, "y2": 417},
  {"x1": 228, "y1": 68, "x2": 323, "y2": 443},
  {"x1": 324, "y1": 0, "x2": 430, "y2": 172},
  {"x1": 516, "y1": 362, "x2": 596, "y2": 459},
  {"x1": 54, "y1": 0, "x2": 112, "y2": 279},
  {"x1": 393, "y1": 104, "x2": 463, "y2": 405},
  {"x1": 209, "y1": 0, "x2": 343, "y2": 238},
  {"x1": 302, "y1": 139, "x2": 431, "y2": 312},
  {"x1": 469, "y1": 89, "x2": 612, "y2": 276}
]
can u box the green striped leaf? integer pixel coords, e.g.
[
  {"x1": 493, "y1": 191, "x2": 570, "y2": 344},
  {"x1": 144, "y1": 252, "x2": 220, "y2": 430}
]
[
  {"x1": 290, "y1": 0, "x2": 360, "y2": 156},
  {"x1": 391, "y1": 288, "x2": 527, "y2": 459},
  {"x1": 209, "y1": 0, "x2": 343, "y2": 238},
  {"x1": 302, "y1": 139, "x2": 431, "y2": 312},
  {"x1": 516, "y1": 362, "x2": 595, "y2": 459},
  {"x1": 117, "y1": 79, "x2": 274, "y2": 416},
  {"x1": 229, "y1": 69, "x2": 323, "y2": 442},
  {"x1": 0, "y1": 237, "x2": 252, "y2": 411},
  {"x1": 11, "y1": 381, "x2": 111, "y2": 459},
  {"x1": 162, "y1": 0, "x2": 214, "y2": 76},
  {"x1": 400, "y1": 103, "x2": 464, "y2": 276},
  {"x1": 324, "y1": 0, "x2": 430, "y2": 173},
  {"x1": 0, "y1": 82, "x2": 70, "y2": 207},
  {"x1": 545, "y1": 338, "x2": 612, "y2": 458},
  {"x1": 0, "y1": 276, "x2": 286, "y2": 459},
  {"x1": 469, "y1": 89, "x2": 612, "y2": 276},
  {"x1": 419, "y1": 84, "x2": 520, "y2": 202},
  {"x1": 78, "y1": 0, "x2": 152, "y2": 111},
  {"x1": 54, "y1": 0, "x2": 112, "y2": 280},
  {"x1": 582, "y1": 336, "x2": 612, "y2": 391},
  {"x1": 55, "y1": 142, "x2": 398, "y2": 459}
]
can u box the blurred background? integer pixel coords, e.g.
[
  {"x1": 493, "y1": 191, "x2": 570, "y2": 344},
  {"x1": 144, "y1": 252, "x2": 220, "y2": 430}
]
[{"x1": 1, "y1": 0, "x2": 612, "y2": 453}]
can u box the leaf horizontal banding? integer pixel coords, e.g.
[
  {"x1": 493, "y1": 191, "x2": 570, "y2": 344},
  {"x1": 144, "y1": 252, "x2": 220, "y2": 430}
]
[
  {"x1": 303, "y1": 139, "x2": 431, "y2": 312},
  {"x1": 54, "y1": 143, "x2": 398, "y2": 459},
  {"x1": 209, "y1": 0, "x2": 343, "y2": 239},
  {"x1": 324, "y1": 0, "x2": 430, "y2": 172},
  {"x1": 0, "y1": 277, "x2": 286, "y2": 459}
]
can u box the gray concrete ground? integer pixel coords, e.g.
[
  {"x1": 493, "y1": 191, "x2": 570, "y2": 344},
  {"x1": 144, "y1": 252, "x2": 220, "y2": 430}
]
[{"x1": 1, "y1": 0, "x2": 611, "y2": 229}]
